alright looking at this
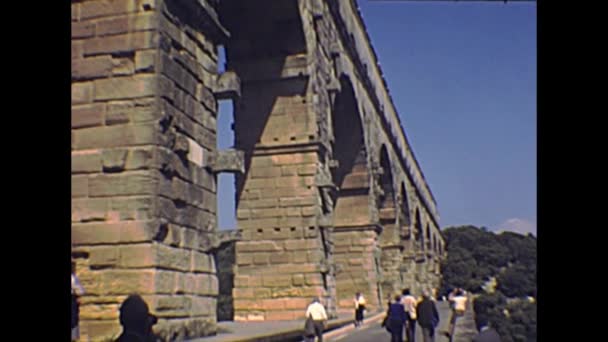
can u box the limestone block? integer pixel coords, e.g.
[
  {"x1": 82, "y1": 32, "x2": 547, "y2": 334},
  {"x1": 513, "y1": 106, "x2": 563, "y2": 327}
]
[
  {"x1": 72, "y1": 175, "x2": 89, "y2": 198},
  {"x1": 102, "y1": 148, "x2": 129, "y2": 171},
  {"x1": 160, "y1": 51, "x2": 198, "y2": 97},
  {"x1": 252, "y1": 253, "x2": 270, "y2": 265},
  {"x1": 135, "y1": 49, "x2": 157, "y2": 72},
  {"x1": 89, "y1": 246, "x2": 120, "y2": 267},
  {"x1": 253, "y1": 288, "x2": 272, "y2": 299},
  {"x1": 262, "y1": 274, "x2": 292, "y2": 287},
  {"x1": 72, "y1": 150, "x2": 103, "y2": 173},
  {"x1": 88, "y1": 171, "x2": 157, "y2": 197},
  {"x1": 72, "y1": 82, "x2": 94, "y2": 104},
  {"x1": 236, "y1": 241, "x2": 282, "y2": 253},
  {"x1": 72, "y1": 56, "x2": 113, "y2": 80},
  {"x1": 214, "y1": 71, "x2": 241, "y2": 100},
  {"x1": 72, "y1": 198, "x2": 108, "y2": 222},
  {"x1": 119, "y1": 243, "x2": 155, "y2": 268},
  {"x1": 84, "y1": 31, "x2": 157, "y2": 56},
  {"x1": 81, "y1": 320, "x2": 120, "y2": 342},
  {"x1": 72, "y1": 220, "x2": 162, "y2": 245},
  {"x1": 205, "y1": 149, "x2": 245, "y2": 174},
  {"x1": 94, "y1": 74, "x2": 157, "y2": 100},
  {"x1": 72, "y1": 123, "x2": 158, "y2": 150},
  {"x1": 113, "y1": 57, "x2": 135, "y2": 76},
  {"x1": 96, "y1": 12, "x2": 158, "y2": 36},
  {"x1": 80, "y1": 0, "x2": 142, "y2": 20}
]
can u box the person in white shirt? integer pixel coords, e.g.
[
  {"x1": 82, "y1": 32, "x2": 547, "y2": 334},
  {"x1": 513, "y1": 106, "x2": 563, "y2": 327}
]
[
  {"x1": 354, "y1": 293, "x2": 366, "y2": 327},
  {"x1": 447, "y1": 288, "x2": 468, "y2": 338},
  {"x1": 305, "y1": 298, "x2": 328, "y2": 342},
  {"x1": 401, "y1": 288, "x2": 418, "y2": 342}
]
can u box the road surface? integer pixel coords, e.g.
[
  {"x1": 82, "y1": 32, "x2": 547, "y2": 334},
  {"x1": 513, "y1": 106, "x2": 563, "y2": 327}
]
[{"x1": 329, "y1": 301, "x2": 453, "y2": 342}]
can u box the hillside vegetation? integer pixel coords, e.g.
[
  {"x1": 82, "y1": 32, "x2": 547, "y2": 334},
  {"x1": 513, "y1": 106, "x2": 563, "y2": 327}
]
[{"x1": 439, "y1": 225, "x2": 537, "y2": 342}]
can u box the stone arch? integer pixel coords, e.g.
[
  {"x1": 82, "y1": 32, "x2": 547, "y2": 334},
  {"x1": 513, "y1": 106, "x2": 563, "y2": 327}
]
[
  {"x1": 329, "y1": 75, "x2": 383, "y2": 311},
  {"x1": 378, "y1": 145, "x2": 397, "y2": 224},
  {"x1": 414, "y1": 208, "x2": 423, "y2": 251},
  {"x1": 426, "y1": 223, "x2": 432, "y2": 251},
  {"x1": 331, "y1": 75, "x2": 371, "y2": 227},
  {"x1": 399, "y1": 182, "x2": 411, "y2": 237}
]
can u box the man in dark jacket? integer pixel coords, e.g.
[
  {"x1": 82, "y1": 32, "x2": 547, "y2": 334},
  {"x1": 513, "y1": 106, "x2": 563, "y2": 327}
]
[
  {"x1": 416, "y1": 290, "x2": 440, "y2": 342},
  {"x1": 386, "y1": 295, "x2": 408, "y2": 342},
  {"x1": 115, "y1": 295, "x2": 160, "y2": 342},
  {"x1": 472, "y1": 314, "x2": 502, "y2": 342}
]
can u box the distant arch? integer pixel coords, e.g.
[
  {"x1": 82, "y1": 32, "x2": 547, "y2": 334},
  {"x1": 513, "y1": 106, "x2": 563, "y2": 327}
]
[
  {"x1": 426, "y1": 223, "x2": 431, "y2": 250},
  {"x1": 378, "y1": 145, "x2": 396, "y2": 224},
  {"x1": 399, "y1": 182, "x2": 411, "y2": 228},
  {"x1": 414, "y1": 208, "x2": 423, "y2": 250}
]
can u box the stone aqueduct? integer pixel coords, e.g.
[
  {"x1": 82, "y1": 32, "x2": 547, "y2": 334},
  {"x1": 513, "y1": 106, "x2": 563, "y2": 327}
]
[{"x1": 71, "y1": 0, "x2": 445, "y2": 340}]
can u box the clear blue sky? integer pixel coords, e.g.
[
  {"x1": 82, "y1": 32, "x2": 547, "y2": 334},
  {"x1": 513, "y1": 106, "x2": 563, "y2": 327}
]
[{"x1": 217, "y1": 1, "x2": 536, "y2": 235}]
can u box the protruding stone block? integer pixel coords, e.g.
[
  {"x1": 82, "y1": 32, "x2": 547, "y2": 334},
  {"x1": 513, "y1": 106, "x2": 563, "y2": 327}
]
[
  {"x1": 205, "y1": 149, "x2": 245, "y2": 174},
  {"x1": 214, "y1": 71, "x2": 241, "y2": 100}
]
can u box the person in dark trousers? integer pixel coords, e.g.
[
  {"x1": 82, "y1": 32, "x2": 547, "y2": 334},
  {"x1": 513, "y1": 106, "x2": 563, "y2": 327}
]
[
  {"x1": 401, "y1": 288, "x2": 418, "y2": 342},
  {"x1": 416, "y1": 290, "x2": 440, "y2": 342},
  {"x1": 115, "y1": 294, "x2": 160, "y2": 342},
  {"x1": 354, "y1": 292, "x2": 366, "y2": 327},
  {"x1": 71, "y1": 262, "x2": 85, "y2": 342},
  {"x1": 386, "y1": 295, "x2": 408, "y2": 342},
  {"x1": 472, "y1": 314, "x2": 502, "y2": 342},
  {"x1": 305, "y1": 297, "x2": 328, "y2": 342}
]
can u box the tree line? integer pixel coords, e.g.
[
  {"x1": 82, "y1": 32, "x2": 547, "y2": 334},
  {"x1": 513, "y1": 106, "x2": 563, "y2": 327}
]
[{"x1": 439, "y1": 225, "x2": 536, "y2": 342}]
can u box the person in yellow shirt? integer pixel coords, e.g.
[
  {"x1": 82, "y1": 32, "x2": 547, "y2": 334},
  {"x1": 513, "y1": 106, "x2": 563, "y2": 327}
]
[
  {"x1": 354, "y1": 292, "x2": 367, "y2": 327},
  {"x1": 447, "y1": 288, "x2": 468, "y2": 338},
  {"x1": 401, "y1": 288, "x2": 418, "y2": 342}
]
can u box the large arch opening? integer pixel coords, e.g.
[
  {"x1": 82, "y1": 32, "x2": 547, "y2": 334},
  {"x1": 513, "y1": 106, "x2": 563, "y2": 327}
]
[
  {"x1": 414, "y1": 208, "x2": 423, "y2": 251},
  {"x1": 378, "y1": 146, "x2": 397, "y2": 226},
  {"x1": 330, "y1": 76, "x2": 381, "y2": 311},
  {"x1": 399, "y1": 182, "x2": 411, "y2": 240},
  {"x1": 220, "y1": 0, "x2": 326, "y2": 321},
  {"x1": 426, "y1": 223, "x2": 432, "y2": 251},
  {"x1": 331, "y1": 76, "x2": 369, "y2": 227},
  {"x1": 377, "y1": 145, "x2": 403, "y2": 298}
]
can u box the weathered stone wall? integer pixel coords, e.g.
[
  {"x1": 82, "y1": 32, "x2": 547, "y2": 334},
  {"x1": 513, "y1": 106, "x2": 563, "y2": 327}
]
[
  {"x1": 219, "y1": 0, "x2": 338, "y2": 321},
  {"x1": 72, "y1": 0, "x2": 446, "y2": 333},
  {"x1": 71, "y1": 0, "x2": 229, "y2": 340},
  {"x1": 333, "y1": 229, "x2": 382, "y2": 311},
  {"x1": 215, "y1": 240, "x2": 236, "y2": 321}
]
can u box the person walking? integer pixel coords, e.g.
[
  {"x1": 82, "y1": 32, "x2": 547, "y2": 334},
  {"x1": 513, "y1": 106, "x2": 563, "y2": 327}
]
[
  {"x1": 416, "y1": 290, "x2": 440, "y2": 342},
  {"x1": 447, "y1": 288, "x2": 468, "y2": 339},
  {"x1": 71, "y1": 262, "x2": 85, "y2": 342},
  {"x1": 386, "y1": 295, "x2": 408, "y2": 342},
  {"x1": 305, "y1": 297, "x2": 328, "y2": 342},
  {"x1": 401, "y1": 289, "x2": 418, "y2": 342},
  {"x1": 354, "y1": 292, "x2": 366, "y2": 327}
]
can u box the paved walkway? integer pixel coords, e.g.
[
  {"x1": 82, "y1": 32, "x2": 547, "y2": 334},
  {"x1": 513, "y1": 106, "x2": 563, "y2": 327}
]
[
  {"x1": 448, "y1": 298, "x2": 477, "y2": 342},
  {"x1": 187, "y1": 312, "x2": 357, "y2": 342},
  {"x1": 328, "y1": 300, "x2": 477, "y2": 342},
  {"x1": 186, "y1": 299, "x2": 477, "y2": 342}
]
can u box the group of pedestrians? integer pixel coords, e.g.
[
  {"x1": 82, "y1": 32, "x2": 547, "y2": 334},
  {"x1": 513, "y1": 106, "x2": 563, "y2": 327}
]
[{"x1": 383, "y1": 288, "x2": 439, "y2": 342}]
